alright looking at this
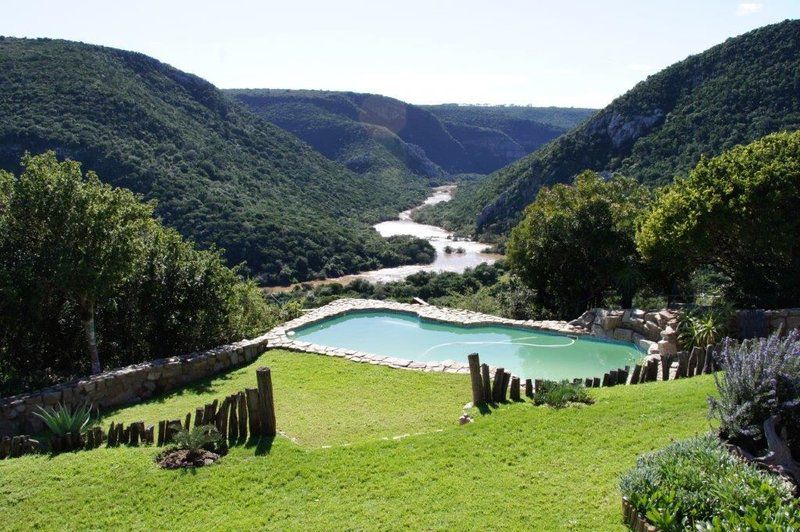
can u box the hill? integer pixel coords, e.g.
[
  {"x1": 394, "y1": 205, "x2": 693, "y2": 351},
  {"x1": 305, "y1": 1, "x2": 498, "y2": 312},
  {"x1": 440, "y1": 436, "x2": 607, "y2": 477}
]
[
  {"x1": 420, "y1": 20, "x2": 800, "y2": 235},
  {"x1": 227, "y1": 90, "x2": 590, "y2": 176},
  {"x1": 423, "y1": 104, "x2": 595, "y2": 172},
  {"x1": 0, "y1": 37, "x2": 431, "y2": 285}
]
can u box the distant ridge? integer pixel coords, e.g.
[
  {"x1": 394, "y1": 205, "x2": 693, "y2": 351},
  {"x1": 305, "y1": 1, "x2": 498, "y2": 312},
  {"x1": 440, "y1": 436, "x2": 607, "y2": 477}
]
[
  {"x1": 0, "y1": 37, "x2": 432, "y2": 284},
  {"x1": 227, "y1": 89, "x2": 592, "y2": 177},
  {"x1": 422, "y1": 20, "x2": 800, "y2": 235}
]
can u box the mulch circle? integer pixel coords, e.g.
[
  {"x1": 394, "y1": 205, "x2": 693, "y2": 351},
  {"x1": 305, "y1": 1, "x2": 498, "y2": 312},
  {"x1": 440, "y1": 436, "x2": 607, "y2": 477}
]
[{"x1": 156, "y1": 449, "x2": 221, "y2": 469}]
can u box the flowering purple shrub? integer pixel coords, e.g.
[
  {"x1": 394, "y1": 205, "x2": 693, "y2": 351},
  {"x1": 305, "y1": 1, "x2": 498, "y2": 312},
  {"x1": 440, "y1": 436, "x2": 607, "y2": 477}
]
[{"x1": 709, "y1": 329, "x2": 800, "y2": 456}]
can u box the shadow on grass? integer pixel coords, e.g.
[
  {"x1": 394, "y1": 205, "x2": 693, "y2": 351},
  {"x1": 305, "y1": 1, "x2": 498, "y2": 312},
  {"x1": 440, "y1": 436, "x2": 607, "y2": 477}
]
[
  {"x1": 244, "y1": 436, "x2": 275, "y2": 456},
  {"x1": 476, "y1": 397, "x2": 529, "y2": 416}
]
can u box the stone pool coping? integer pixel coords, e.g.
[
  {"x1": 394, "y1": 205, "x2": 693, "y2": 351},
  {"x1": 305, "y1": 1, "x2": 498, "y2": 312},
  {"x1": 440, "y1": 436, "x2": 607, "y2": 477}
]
[{"x1": 261, "y1": 298, "x2": 636, "y2": 376}]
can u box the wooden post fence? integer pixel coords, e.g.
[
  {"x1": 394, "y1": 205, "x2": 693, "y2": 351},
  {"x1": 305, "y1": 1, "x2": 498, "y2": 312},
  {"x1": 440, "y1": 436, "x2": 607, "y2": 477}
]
[{"x1": 256, "y1": 367, "x2": 277, "y2": 438}]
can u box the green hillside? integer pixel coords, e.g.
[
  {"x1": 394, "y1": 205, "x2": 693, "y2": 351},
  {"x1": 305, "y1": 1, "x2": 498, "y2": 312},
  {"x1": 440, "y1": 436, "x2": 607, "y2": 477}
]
[
  {"x1": 228, "y1": 89, "x2": 589, "y2": 176},
  {"x1": 0, "y1": 38, "x2": 430, "y2": 285},
  {"x1": 421, "y1": 20, "x2": 800, "y2": 235},
  {"x1": 422, "y1": 104, "x2": 594, "y2": 175}
]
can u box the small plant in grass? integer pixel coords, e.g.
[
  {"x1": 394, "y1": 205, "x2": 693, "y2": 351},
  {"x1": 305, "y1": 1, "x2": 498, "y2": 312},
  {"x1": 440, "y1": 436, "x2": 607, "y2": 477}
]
[
  {"x1": 34, "y1": 403, "x2": 93, "y2": 437},
  {"x1": 531, "y1": 380, "x2": 593, "y2": 408},
  {"x1": 157, "y1": 424, "x2": 225, "y2": 469},
  {"x1": 620, "y1": 434, "x2": 800, "y2": 531}
]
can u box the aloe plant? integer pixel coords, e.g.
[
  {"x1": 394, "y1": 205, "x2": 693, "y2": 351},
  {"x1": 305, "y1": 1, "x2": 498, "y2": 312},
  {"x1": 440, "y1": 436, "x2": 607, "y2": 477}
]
[{"x1": 33, "y1": 403, "x2": 93, "y2": 437}]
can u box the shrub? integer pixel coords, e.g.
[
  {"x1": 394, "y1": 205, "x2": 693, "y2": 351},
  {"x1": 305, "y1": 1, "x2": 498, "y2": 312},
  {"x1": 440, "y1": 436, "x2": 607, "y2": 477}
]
[
  {"x1": 33, "y1": 403, "x2": 93, "y2": 437},
  {"x1": 620, "y1": 434, "x2": 800, "y2": 531},
  {"x1": 709, "y1": 330, "x2": 800, "y2": 456},
  {"x1": 676, "y1": 306, "x2": 731, "y2": 351},
  {"x1": 531, "y1": 380, "x2": 593, "y2": 408},
  {"x1": 172, "y1": 425, "x2": 224, "y2": 456}
]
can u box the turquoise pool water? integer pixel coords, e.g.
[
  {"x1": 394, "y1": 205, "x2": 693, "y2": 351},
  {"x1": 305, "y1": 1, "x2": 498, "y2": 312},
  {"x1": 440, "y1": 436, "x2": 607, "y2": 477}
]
[{"x1": 290, "y1": 311, "x2": 642, "y2": 381}]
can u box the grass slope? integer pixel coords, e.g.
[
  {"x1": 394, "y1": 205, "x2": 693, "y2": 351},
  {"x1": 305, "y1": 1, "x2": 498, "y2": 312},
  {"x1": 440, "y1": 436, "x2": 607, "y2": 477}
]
[
  {"x1": 0, "y1": 350, "x2": 717, "y2": 530},
  {"x1": 0, "y1": 38, "x2": 429, "y2": 284}
]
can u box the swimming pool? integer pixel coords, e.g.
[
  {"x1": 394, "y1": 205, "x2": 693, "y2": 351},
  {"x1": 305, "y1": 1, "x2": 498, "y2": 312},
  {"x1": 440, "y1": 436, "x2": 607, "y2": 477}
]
[{"x1": 289, "y1": 310, "x2": 642, "y2": 381}]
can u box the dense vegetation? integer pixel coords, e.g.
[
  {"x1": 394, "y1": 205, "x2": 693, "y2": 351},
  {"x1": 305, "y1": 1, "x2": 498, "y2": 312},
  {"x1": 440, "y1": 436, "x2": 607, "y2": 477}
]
[
  {"x1": 507, "y1": 171, "x2": 649, "y2": 317},
  {"x1": 276, "y1": 262, "x2": 543, "y2": 320},
  {"x1": 0, "y1": 350, "x2": 718, "y2": 529},
  {"x1": 228, "y1": 89, "x2": 589, "y2": 177},
  {"x1": 0, "y1": 37, "x2": 432, "y2": 285},
  {"x1": 497, "y1": 130, "x2": 800, "y2": 317},
  {"x1": 0, "y1": 153, "x2": 298, "y2": 396},
  {"x1": 637, "y1": 130, "x2": 800, "y2": 308},
  {"x1": 620, "y1": 435, "x2": 799, "y2": 530},
  {"x1": 421, "y1": 20, "x2": 800, "y2": 235}
]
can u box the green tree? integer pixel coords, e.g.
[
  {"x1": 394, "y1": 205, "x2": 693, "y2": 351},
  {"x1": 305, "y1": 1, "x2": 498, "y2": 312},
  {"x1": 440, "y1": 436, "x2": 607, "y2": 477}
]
[
  {"x1": 506, "y1": 171, "x2": 649, "y2": 318},
  {"x1": 0, "y1": 152, "x2": 152, "y2": 373},
  {"x1": 636, "y1": 130, "x2": 800, "y2": 307}
]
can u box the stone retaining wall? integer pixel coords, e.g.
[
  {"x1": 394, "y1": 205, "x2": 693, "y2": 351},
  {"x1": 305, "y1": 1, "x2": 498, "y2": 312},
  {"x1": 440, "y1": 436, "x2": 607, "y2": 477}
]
[
  {"x1": 569, "y1": 308, "x2": 679, "y2": 357},
  {"x1": 0, "y1": 336, "x2": 270, "y2": 436}
]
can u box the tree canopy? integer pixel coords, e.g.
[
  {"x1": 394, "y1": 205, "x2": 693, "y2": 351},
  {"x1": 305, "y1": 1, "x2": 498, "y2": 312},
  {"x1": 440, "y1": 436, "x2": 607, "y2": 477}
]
[
  {"x1": 506, "y1": 172, "x2": 649, "y2": 318},
  {"x1": 0, "y1": 153, "x2": 285, "y2": 395},
  {"x1": 637, "y1": 130, "x2": 800, "y2": 308}
]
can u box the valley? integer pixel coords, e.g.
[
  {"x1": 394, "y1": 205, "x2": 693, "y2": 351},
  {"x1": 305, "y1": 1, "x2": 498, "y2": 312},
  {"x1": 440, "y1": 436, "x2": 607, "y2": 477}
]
[{"x1": 265, "y1": 185, "x2": 501, "y2": 291}]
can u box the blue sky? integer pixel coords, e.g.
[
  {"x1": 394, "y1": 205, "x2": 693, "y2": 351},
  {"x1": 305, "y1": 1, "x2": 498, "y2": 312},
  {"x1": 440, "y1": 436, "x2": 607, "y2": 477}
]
[{"x1": 2, "y1": 0, "x2": 798, "y2": 107}]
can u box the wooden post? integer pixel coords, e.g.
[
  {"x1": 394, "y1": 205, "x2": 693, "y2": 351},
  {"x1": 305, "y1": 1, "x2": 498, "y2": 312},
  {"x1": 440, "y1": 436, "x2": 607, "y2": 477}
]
[
  {"x1": 245, "y1": 388, "x2": 261, "y2": 438},
  {"x1": 480, "y1": 364, "x2": 492, "y2": 402},
  {"x1": 601, "y1": 373, "x2": 611, "y2": 387},
  {"x1": 228, "y1": 396, "x2": 239, "y2": 441},
  {"x1": 86, "y1": 429, "x2": 95, "y2": 449},
  {"x1": 107, "y1": 422, "x2": 117, "y2": 447},
  {"x1": 130, "y1": 422, "x2": 140, "y2": 446},
  {"x1": 510, "y1": 376, "x2": 520, "y2": 401},
  {"x1": 491, "y1": 368, "x2": 505, "y2": 402},
  {"x1": 237, "y1": 392, "x2": 247, "y2": 439},
  {"x1": 500, "y1": 371, "x2": 511, "y2": 402},
  {"x1": 467, "y1": 353, "x2": 483, "y2": 405},
  {"x1": 195, "y1": 407, "x2": 204, "y2": 427},
  {"x1": 256, "y1": 367, "x2": 277, "y2": 437},
  {"x1": 584, "y1": 378, "x2": 592, "y2": 388},
  {"x1": 703, "y1": 345, "x2": 715, "y2": 374},
  {"x1": 525, "y1": 378, "x2": 533, "y2": 397},
  {"x1": 534, "y1": 379, "x2": 542, "y2": 393},
  {"x1": 695, "y1": 348, "x2": 706, "y2": 376},
  {"x1": 593, "y1": 377, "x2": 600, "y2": 387},
  {"x1": 217, "y1": 398, "x2": 230, "y2": 439},
  {"x1": 157, "y1": 420, "x2": 166, "y2": 446},
  {"x1": 0, "y1": 436, "x2": 9, "y2": 458},
  {"x1": 630, "y1": 365, "x2": 642, "y2": 384},
  {"x1": 184, "y1": 413, "x2": 191, "y2": 431},
  {"x1": 10, "y1": 436, "x2": 20, "y2": 458}
]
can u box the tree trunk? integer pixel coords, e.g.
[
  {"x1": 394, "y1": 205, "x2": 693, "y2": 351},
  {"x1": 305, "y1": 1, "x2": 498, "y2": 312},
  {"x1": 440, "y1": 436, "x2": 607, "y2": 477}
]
[{"x1": 80, "y1": 299, "x2": 102, "y2": 374}]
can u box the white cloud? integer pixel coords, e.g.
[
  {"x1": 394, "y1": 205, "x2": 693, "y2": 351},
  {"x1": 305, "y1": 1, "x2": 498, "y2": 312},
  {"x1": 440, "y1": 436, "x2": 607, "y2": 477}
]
[{"x1": 736, "y1": 2, "x2": 764, "y2": 16}]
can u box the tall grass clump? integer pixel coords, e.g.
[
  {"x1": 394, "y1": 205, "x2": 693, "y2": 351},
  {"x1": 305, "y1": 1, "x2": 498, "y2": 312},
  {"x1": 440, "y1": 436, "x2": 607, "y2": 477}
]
[
  {"x1": 709, "y1": 329, "x2": 800, "y2": 455},
  {"x1": 33, "y1": 403, "x2": 93, "y2": 437},
  {"x1": 620, "y1": 434, "x2": 800, "y2": 531}
]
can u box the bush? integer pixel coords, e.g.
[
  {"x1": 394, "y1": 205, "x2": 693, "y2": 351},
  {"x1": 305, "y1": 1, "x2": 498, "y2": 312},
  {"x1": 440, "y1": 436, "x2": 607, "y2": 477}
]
[
  {"x1": 709, "y1": 330, "x2": 800, "y2": 456},
  {"x1": 531, "y1": 380, "x2": 593, "y2": 408},
  {"x1": 676, "y1": 305, "x2": 731, "y2": 351},
  {"x1": 33, "y1": 403, "x2": 93, "y2": 437},
  {"x1": 172, "y1": 425, "x2": 224, "y2": 456},
  {"x1": 620, "y1": 434, "x2": 800, "y2": 531}
]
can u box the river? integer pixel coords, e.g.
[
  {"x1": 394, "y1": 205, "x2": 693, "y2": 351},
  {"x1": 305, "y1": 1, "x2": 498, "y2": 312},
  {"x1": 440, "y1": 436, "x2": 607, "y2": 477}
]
[{"x1": 265, "y1": 186, "x2": 501, "y2": 291}]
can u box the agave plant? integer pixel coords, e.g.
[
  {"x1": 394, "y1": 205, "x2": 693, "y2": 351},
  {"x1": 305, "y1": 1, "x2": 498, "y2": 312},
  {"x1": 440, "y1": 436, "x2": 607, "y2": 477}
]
[{"x1": 33, "y1": 403, "x2": 93, "y2": 437}]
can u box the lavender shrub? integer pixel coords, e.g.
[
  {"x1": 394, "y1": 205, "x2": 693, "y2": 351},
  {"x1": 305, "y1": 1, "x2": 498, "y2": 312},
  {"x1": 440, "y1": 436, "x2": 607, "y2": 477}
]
[{"x1": 709, "y1": 329, "x2": 800, "y2": 456}]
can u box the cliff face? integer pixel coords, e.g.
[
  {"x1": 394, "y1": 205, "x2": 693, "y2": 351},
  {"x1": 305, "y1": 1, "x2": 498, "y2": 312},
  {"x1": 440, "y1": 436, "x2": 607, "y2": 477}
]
[{"x1": 465, "y1": 20, "x2": 800, "y2": 234}]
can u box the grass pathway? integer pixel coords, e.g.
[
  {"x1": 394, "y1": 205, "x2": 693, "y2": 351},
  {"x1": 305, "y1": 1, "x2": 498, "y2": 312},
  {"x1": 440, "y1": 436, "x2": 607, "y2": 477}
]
[{"x1": 0, "y1": 350, "x2": 718, "y2": 530}]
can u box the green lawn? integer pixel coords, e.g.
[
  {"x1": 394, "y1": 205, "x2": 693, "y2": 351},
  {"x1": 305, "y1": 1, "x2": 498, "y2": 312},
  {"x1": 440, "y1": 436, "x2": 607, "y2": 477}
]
[{"x1": 0, "y1": 349, "x2": 718, "y2": 530}]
